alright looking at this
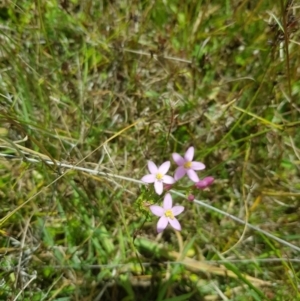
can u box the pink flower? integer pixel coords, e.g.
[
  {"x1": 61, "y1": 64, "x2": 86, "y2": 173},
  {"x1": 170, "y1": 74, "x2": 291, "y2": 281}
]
[
  {"x1": 141, "y1": 161, "x2": 175, "y2": 195},
  {"x1": 150, "y1": 193, "x2": 184, "y2": 233},
  {"x1": 195, "y1": 176, "x2": 214, "y2": 189},
  {"x1": 172, "y1": 146, "x2": 205, "y2": 182}
]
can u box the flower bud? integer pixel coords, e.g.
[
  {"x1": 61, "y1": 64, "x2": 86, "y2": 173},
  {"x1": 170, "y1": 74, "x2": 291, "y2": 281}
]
[
  {"x1": 164, "y1": 184, "x2": 173, "y2": 191},
  {"x1": 195, "y1": 177, "x2": 214, "y2": 189},
  {"x1": 187, "y1": 194, "x2": 195, "y2": 201}
]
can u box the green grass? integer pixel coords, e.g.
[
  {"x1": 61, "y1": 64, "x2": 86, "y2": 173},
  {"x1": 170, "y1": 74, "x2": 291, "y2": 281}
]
[{"x1": 1, "y1": 0, "x2": 300, "y2": 300}]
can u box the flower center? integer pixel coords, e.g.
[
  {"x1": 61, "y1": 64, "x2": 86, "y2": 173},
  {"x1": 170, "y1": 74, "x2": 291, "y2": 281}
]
[
  {"x1": 165, "y1": 209, "x2": 174, "y2": 219},
  {"x1": 184, "y1": 161, "x2": 192, "y2": 169},
  {"x1": 156, "y1": 173, "x2": 163, "y2": 181}
]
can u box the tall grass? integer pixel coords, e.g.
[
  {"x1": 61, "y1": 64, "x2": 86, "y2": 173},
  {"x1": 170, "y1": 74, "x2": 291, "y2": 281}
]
[{"x1": 1, "y1": 1, "x2": 300, "y2": 300}]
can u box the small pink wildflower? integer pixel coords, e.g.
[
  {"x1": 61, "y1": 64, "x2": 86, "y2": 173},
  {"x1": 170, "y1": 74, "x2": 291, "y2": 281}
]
[
  {"x1": 172, "y1": 146, "x2": 205, "y2": 182},
  {"x1": 141, "y1": 161, "x2": 175, "y2": 195},
  {"x1": 195, "y1": 176, "x2": 215, "y2": 189},
  {"x1": 150, "y1": 193, "x2": 184, "y2": 233}
]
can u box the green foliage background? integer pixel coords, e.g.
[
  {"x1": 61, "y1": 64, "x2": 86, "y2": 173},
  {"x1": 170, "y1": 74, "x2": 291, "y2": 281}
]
[{"x1": 0, "y1": 0, "x2": 300, "y2": 300}]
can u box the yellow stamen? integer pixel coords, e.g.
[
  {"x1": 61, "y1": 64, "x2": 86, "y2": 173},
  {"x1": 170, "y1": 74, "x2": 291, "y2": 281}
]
[
  {"x1": 156, "y1": 173, "x2": 163, "y2": 180},
  {"x1": 165, "y1": 209, "x2": 174, "y2": 219},
  {"x1": 184, "y1": 161, "x2": 192, "y2": 169}
]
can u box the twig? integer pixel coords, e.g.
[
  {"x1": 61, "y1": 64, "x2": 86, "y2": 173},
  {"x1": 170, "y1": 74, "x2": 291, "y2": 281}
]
[{"x1": 12, "y1": 273, "x2": 36, "y2": 301}]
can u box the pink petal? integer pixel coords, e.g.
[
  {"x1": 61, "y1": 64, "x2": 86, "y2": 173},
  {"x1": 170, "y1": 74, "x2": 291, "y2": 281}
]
[
  {"x1": 158, "y1": 161, "x2": 170, "y2": 174},
  {"x1": 163, "y1": 193, "x2": 172, "y2": 210},
  {"x1": 148, "y1": 161, "x2": 158, "y2": 174},
  {"x1": 172, "y1": 153, "x2": 185, "y2": 166},
  {"x1": 172, "y1": 206, "x2": 184, "y2": 216},
  {"x1": 163, "y1": 175, "x2": 175, "y2": 184},
  {"x1": 150, "y1": 205, "x2": 164, "y2": 217},
  {"x1": 154, "y1": 181, "x2": 163, "y2": 195},
  {"x1": 174, "y1": 166, "x2": 186, "y2": 181},
  {"x1": 187, "y1": 169, "x2": 199, "y2": 182},
  {"x1": 191, "y1": 161, "x2": 205, "y2": 170},
  {"x1": 168, "y1": 217, "x2": 181, "y2": 231},
  {"x1": 184, "y1": 146, "x2": 194, "y2": 161},
  {"x1": 157, "y1": 216, "x2": 168, "y2": 233},
  {"x1": 141, "y1": 174, "x2": 156, "y2": 183}
]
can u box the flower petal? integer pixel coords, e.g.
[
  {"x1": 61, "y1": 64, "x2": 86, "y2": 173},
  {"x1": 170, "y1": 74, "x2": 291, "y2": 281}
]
[
  {"x1": 163, "y1": 175, "x2": 175, "y2": 184},
  {"x1": 184, "y1": 146, "x2": 194, "y2": 161},
  {"x1": 168, "y1": 217, "x2": 181, "y2": 231},
  {"x1": 157, "y1": 216, "x2": 168, "y2": 233},
  {"x1": 172, "y1": 205, "x2": 184, "y2": 216},
  {"x1": 141, "y1": 174, "x2": 156, "y2": 183},
  {"x1": 172, "y1": 153, "x2": 185, "y2": 166},
  {"x1": 191, "y1": 161, "x2": 205, "y2": 170},
  {"x1": 187, "y1": 169, "x2": 199, "y2": 182},
  {"x1": 154, "y1": 181, "x2": 163, "y2": 195},
  {"x1": 148, "y1": 161, "x2": 158, "y2": 174},
  {"x1": 163, "y1": 193, "x2": 172, "y2": 210},
  {"x1": 150, "y1": 205, "x2": 164, "y2": 217},
  {"x1": 174, "y1": 166, "x2": 186, "y2": 181},
  {"x1": 158, "y1": 161, "x2": 170, "y2": 174}
]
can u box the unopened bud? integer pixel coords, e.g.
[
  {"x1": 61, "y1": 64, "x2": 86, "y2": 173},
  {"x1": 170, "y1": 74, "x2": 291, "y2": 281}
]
[
  {"x1": 164, "y1": 184, "x2": 173, "y2": 191},
  {"x1": 187, "y1": 194, "x2": 195, "y2": 201},
  {"x1": 195, "y1": 177, "x2": 215, "y2": 189}
]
